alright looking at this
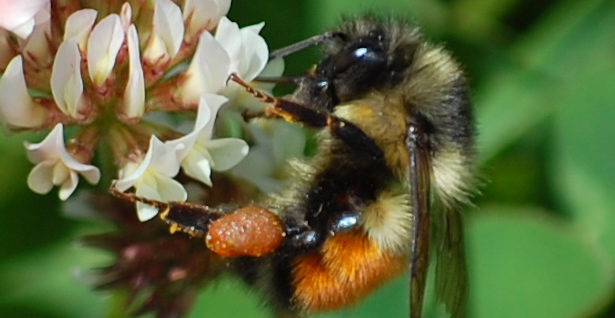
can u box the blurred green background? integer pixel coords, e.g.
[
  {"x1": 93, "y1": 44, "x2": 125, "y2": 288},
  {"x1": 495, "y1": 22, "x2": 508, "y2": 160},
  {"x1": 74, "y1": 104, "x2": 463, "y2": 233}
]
[{"x1": 1, "y1": 0, "x2": 614, "y2": 317}]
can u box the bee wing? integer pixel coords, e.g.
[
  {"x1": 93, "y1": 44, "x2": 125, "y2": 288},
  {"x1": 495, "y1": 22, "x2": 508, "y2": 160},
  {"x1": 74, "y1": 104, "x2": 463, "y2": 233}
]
[
  {"x1": 434, "y1": 203, "x2": 468, "y2": 318},
  {"x1": 406, "y1": 123, "x2": 432, "y2": 318}
]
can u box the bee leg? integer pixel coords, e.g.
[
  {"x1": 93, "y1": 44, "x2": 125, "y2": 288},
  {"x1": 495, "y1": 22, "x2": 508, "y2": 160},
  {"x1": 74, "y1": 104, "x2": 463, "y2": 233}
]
[
  {"x1": 206, "y1": 206, "x2": 286, "y2": 258},
  {"x1": 228, "y1": 73, "x2": 383, "y2": 159},
  {"x1": 110, "y1": 186, "x2": 223, "y2": 238},
  {"x1": 161, "y1": 203, "x2": 285, "y2": 258},
  {"x1": 110, "y1": 187, "x2": 285, "y2": 258}
]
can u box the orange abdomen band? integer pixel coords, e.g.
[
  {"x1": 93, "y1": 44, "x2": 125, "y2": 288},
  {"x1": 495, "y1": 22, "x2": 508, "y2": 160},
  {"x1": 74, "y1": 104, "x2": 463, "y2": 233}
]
[{"x1": 291, "y1": 231, "x2": 405, "y2": 311}]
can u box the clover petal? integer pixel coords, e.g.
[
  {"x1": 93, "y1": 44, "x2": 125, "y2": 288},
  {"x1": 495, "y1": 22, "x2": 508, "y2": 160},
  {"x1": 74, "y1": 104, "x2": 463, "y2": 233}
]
[
  {"x1": 87, "y1": 13, "x2": 124, "y2": 85},
  {"x1": 63, "y1": 9, "x2": 97, "y2": 50},
  {"x1": 215, "y1": 17, "x2": 268, "y2": 81},
  {"x1": 114, "y1": 136, "x2": 186, "y2": 221},
  {"x1": 165, "y1": 94, "x2": 248, "y2": 186},
  {"x1": 180, "y1": 32, "x2": 230, "y2": 105},
  {"x1": 115, "y1": 136, "x2": 182, "y2": 191},
  {"x1": 133, "y1": 169, "x2": 187, "y2": 221},
  {"x1": 51, "y1": 39, "x2": 85, "y2": 118},
  {"x1": 237, "y1": 23, "x2": 268, "y2": 81},
  {"x1": 154, "y1": 0, "x2": 184, "y2": 58},
  {"x1": 183, "y1": 0, "x2": 230, "y2": 36},
  {"x1": 143, "y1": 0, "x2": 184, "y2": 65},
  {"x1": 118, "y1": 24, "x2": 145, "y2": 120},
  {"x1": 0, "y1": 55, "x2": 46, "y2": 129},
  {"x1": 27, "y1": 160, "x2": 55, "y2": 194}
]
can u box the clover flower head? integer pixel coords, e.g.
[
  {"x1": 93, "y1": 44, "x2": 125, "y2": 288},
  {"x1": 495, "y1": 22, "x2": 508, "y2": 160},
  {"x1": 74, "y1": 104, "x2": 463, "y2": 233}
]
[
  {"x1": 0, "y1": 0, "x2": 273, "y2": 209},
  {"x1": 0, "y1": 2, "x2": 319, "y2": 317}
]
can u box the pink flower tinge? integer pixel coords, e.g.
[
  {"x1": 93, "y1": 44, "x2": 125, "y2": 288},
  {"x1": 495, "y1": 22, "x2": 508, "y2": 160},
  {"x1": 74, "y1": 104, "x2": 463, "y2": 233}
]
[{"x1": 0, "y1": 0, "x2": 49, "y2": 39}]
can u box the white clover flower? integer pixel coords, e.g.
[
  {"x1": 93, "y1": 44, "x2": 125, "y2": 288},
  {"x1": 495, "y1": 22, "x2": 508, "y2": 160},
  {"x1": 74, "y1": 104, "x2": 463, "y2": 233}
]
[
  {"x1": 179, "y1": 16, "x2": 270, "y2": 105},
  {"x1": 183, "y1": 0, "x2": 230, "y2": 39},
  {"x1": 166, "y1": 93, "x2": 248, "y2": 186},
  {"x1": 180, "y1": 31, "x2": 231, "y2": 105},
  {"x1": 63, "y1": 9, "x2": 98, "y2": 50},
  {"x1": 118, "y1": 24, "x2": 145, "y2": 121},
  {"x1": 142, "y1": 0, "x2": 184, "y2": 66},
  {"x1": 0, "y1": 0, "x2": 49, "y2": 39},
  {"x1": 20, "y1": 8, "x2": 53, "y2": 72},
  {"x1": 1, "y1": 0, "x2": 279, "y2": 209},
  {"x1": 50, "y1": 39, "x2": 86, "y2": 120},
  {"x1": 115, "y1": 136, "x2": 186, "y2": 222},
  {"x1": 87, "y1": 13, "x2": 124, "y2": 86},
  {"x1": 216, "y1": 17, "x2": 268, "y2": 83},
  {"x1": 25, "y1": 123, "x2": 100, "y2": 200},
  {"x1": 0, "y1": 55, "x2": 47, "y2": 129}
]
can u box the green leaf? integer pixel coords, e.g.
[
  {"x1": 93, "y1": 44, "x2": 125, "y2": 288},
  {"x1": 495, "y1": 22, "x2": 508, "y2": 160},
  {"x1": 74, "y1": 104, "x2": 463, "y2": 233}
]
[
  {"x1": 467, "y1": 209, "x2": 612, "y2": 318},
  {"x1": 475, "y1": 69, "x2": 558, "y2": 164},
  {"x1": 0, "y1": 133, "x2": 75, "y2": 259},
  {"x1": 475, "y1": 0, "x2": 613, "y2": 163},
  {"x1": 550, "y1": 55, "x2": 615, "y2": 259},
  {"x1": 189, "y1": 276, "x2": 269, "y2": 318},
  {"x1": 0, "y1": 240, "x2": 111, "y2": 318},
  {"x1": 315, "y1": 275, "x2": 408, "y2": 318},
  {"x1": 304, "y1": 0, "x2": 445, "y2": 33}
]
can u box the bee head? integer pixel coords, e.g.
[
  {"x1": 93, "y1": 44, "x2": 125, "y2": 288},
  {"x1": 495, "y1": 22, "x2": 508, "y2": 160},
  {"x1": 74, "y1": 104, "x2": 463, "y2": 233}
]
[{"x1": 292, "y1": 17, "x2": 421, "y2": 110}]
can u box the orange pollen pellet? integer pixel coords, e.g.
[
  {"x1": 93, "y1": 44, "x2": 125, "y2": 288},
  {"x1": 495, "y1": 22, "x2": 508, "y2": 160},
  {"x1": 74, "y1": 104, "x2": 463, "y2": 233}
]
[{"x1": 205, "y1": 206, "x2": 285, "y2": 258}]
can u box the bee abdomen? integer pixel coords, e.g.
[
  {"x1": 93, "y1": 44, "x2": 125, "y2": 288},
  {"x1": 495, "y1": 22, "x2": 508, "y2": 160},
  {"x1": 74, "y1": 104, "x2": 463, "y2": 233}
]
[{"x1": 290, "y1": 231, "x2": 405, "y2": 311}]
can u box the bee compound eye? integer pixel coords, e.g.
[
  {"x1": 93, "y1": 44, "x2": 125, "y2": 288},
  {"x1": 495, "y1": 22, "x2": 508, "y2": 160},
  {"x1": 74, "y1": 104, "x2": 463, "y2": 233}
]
[
  {"x1": 353, "y1": 47, "x2": 370, "y2": 59},
  {"x1": 334, "y1": 44, "x2": 385, "y2": 75}
]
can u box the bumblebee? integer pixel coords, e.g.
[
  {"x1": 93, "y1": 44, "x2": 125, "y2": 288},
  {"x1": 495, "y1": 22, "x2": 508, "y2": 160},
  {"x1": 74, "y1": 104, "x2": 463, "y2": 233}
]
[{"x1": 114, "y1": 15, "x2": 475, "y2": 318}]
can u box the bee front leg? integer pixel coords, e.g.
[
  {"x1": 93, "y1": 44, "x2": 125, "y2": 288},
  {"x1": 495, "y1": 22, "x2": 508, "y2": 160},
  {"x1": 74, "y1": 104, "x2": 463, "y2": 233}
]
[{"x1": 228, "y1": 73, "x2": 383, "y2": 160}]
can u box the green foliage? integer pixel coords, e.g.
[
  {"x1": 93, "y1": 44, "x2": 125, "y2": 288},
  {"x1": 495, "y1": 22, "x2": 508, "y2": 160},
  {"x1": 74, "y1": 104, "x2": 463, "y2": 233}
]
[{"x1": 1, "y1": 0, "x2": 614, "y2": 317}]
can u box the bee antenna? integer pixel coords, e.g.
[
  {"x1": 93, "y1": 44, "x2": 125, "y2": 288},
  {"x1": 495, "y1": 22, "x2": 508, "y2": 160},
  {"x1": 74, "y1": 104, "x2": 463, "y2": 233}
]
[{"x1": 269, "y1": 32, "x2": 345, "y2": 60}]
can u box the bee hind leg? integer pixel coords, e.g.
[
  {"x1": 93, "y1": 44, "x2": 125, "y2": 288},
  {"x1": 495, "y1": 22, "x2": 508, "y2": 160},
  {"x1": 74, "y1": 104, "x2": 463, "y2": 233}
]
[
  {"x1": 111, "y1": 187, "x2": 285, "y2": 258},
  {"x1": 109, "y1": 186, "x2": 223, "y2": 238}
]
